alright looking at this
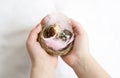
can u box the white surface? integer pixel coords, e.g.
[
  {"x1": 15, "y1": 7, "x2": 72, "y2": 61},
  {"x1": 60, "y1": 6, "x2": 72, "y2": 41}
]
[{"x1": 0, "y1": 0, "x2": 120, "y2": 78}]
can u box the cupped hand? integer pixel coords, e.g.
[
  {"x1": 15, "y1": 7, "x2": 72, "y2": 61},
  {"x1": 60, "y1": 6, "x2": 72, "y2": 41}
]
[
  {"x1": 26, "y1": 23, "x2": 58, "y2": 69},
  {"x1": 61, "y1": 19, "x2": 90, "y2": 67}
]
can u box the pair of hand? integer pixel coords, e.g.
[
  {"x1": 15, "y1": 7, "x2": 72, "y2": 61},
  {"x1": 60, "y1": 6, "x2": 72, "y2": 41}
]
[
  {"x1": 26, "y1": 19, "x2": 111, "y2": 78},
  {"x1": 26, "y1": 19, "x2": 88, "y2": 67},
  {"x1": 26, "y1": 19, "x2": 89, "y2": 77},
  {"x1": 26, "y1": 19, "x2": 89, "y2": 78}
]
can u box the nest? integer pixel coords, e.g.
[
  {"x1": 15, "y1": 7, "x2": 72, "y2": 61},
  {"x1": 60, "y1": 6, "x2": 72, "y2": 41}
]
[
  {"x1": 37, "y1": 14, "x2": 74, "y2": 56},
  {"x1": 38, "y1": 25, "x2": 73, "y2": 56}
]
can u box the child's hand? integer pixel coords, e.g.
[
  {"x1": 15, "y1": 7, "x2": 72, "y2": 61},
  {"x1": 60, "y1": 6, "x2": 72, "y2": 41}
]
[{"x1": 26, "y1": 24, "x2": 58, "y2": 78}]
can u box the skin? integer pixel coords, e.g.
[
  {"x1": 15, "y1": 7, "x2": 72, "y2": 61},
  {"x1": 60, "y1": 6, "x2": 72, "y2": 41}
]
[
  {"x1": 26, "y1": 24, "x2": 57, "y2": 78},
  {"x1": 62, "y1": 19, "x2": 111, "y2": 78},
  {"x1": 26, "y1": 19, "x2": 111, "y2": 78}
]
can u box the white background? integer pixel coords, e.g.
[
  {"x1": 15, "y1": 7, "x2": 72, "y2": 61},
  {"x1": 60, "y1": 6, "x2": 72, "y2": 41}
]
[{"x1": 0, "y1": 0, "x2": 120, "y2": 78}]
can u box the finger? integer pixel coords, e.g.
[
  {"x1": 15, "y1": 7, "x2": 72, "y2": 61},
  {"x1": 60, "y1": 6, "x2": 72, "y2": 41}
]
[
  {"x1": 27, "y1": 24, "x2": 42, "y2": 43},
  {"x1": 70, "y1": 19, "x2": 86, "y2": 35},
  {"x1": 40, "y1": 15, "x2": 50, "y2": 25}
]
